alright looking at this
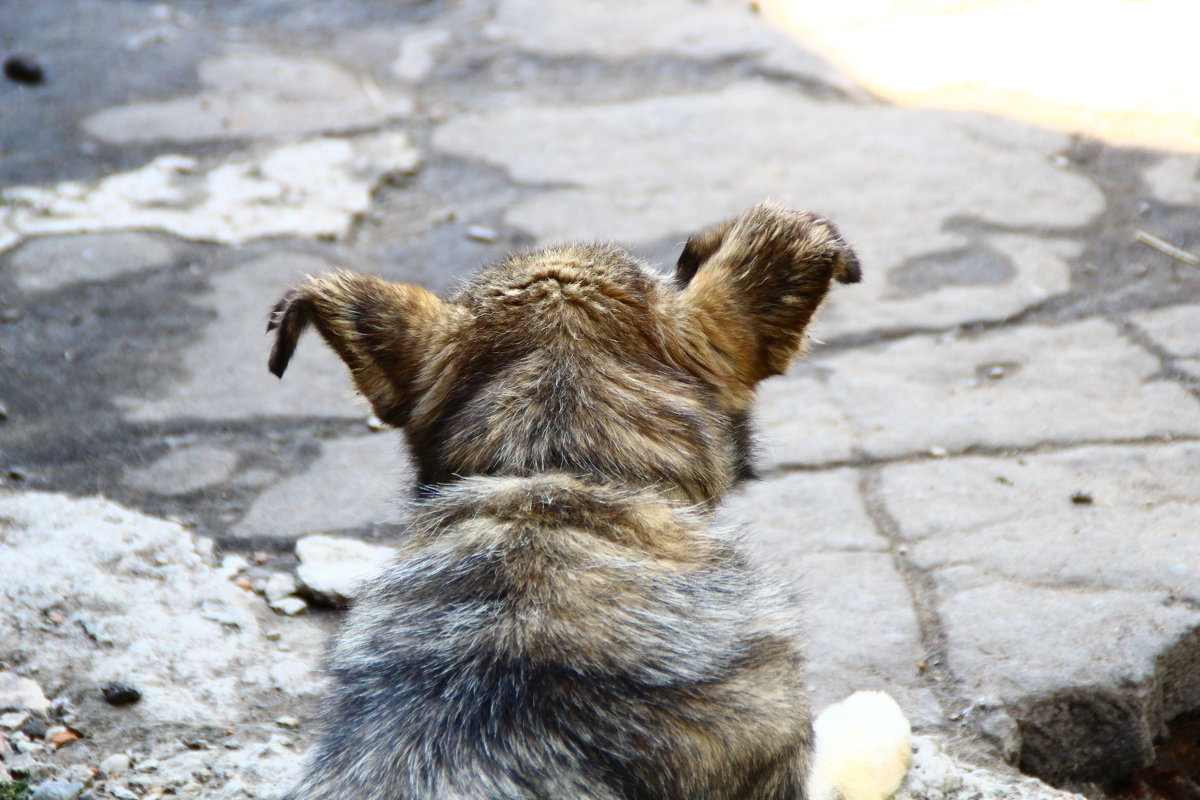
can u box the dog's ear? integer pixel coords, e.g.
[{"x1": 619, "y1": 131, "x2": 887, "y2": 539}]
[
  {"x1": 268, "y1": 270, "x2": 466, "y2": 427},
  {"x1": 672, "y1": 202, "x2": 860, "y2": 396}
]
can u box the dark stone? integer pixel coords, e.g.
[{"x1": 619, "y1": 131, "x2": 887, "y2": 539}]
[
  {"x1": 100, "y1": 683, "x2": 141, "y2": 706},
  {"x1": 4, "y1": 56, "x2": 45, "y2": 85}
]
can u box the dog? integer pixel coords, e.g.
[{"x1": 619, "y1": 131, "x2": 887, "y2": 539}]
[{"x1": 267, "y1": 202, "x2": 911, "y2": 800}]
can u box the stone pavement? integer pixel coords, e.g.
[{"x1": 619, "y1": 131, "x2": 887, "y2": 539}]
[{"x1": 2, "y1": 1, "x2": 1198, "y2": 798}]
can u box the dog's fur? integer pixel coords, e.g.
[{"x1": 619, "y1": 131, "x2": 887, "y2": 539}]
[{"x1": 268, "y1": 202, "x2": 906, "y2": 800}]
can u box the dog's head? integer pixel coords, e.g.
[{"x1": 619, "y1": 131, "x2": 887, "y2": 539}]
[{"x1": 269, "y1": 202, "x2": 858, "y2": 505}]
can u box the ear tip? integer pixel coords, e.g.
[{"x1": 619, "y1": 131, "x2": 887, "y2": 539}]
[
  {"x1": 268, "y1": 352, "x2": 289, "y2": 378},
  {"x1": 835, "y1": 251, "x2": 863, "y2": 285}
]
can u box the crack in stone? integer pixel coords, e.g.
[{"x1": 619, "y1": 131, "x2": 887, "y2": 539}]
[
  {"x1": 857, "y1": 466, "x2": 967, "y2": 725},
  {"x1": 763, "y1": 432, "x2": 1200, "y2": 476}
]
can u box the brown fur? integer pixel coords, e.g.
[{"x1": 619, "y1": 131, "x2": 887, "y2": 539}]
[{"x1": 268, "y1": 202, "x2": 863, "y2": 800}]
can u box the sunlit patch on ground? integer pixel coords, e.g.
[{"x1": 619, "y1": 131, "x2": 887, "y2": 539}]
[{"x1": 759, "y1": 0, "x2": 1200, "y2": 153}]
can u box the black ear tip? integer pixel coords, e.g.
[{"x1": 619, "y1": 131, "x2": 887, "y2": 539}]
[
  {"x1": 268, "y1": 349, "x2": 289, "y2": 378},
  {"x1": 836, "y1": 250, "x2": 863, "y2": 285}
]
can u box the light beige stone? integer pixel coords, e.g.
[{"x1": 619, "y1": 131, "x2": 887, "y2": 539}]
[
  {"x1": 879, "y1": 443, "x2": 1200, "y2": 602},
  {"x1": 234, "y1": 434, "x2": 411, "y2": 538},
  {"x1": 725, "y1": 468, "x2": 884, "y2": 555},
  {"x1": 122, "y1": 444, "x2": 241, "y2": 495},
  {"x1": 790, "y1": 318, "x2": 1200, "y2": 459},
  {"x1": 83, "y1": 53, "x2": 412, "y2": 144},
  {"x1": 9, "y1": 232, "x2": 178, "y2": 294},
  {"x1": 118, "y1": 252, "x2": 362, "y2": 422}
]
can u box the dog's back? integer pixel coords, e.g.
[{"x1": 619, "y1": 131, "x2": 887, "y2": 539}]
[
  {"x1": 269, "y1": 202, "x2": 908, "y2": 800},
  {"x1": 288, "y1": 475, "x2": 809, "y2": 800}
]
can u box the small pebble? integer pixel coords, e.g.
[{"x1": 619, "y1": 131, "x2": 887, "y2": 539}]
[
  {"x1": 465, "y1": 224, "x2": 498, "y2": 243},
  {"x1": 101, "y1": 683, "x2": 142, "y2": 706},
  {"x1": 21, "y1": 716, "x2": 48, "y2": 739},
  {"x1": 984, "y1": 364, "x2": 1006, "y2": 379},
  {"x1": 107, "y1": 786, "x2": 138, "y2": 800},
  {"x1": 270, "y1": 596, "x2": 307, "y2": 616},
  {"x1": 99, "y1": 753, "x2": 131, "y2": 778},
  {"x1": 275, "y1": 716, "x2": 300, "y2": 729},
  {"x1": 30, "y1": 781, "x2": 84, "y2": 800},
  {"x1": 264, "y1": 572, "x2": 299, "y2": 603},
  {"x1": 1, "y1": 710, "x2": 29, "y2": 729},
  {"x1": 928, "y1": 446, "x2": 948, "y2": 458},
  {"x1": 365, "y1": 414, "x2": 385, "y2": 432},
  {"x1": 4, "y1": 55, "x2": 45, "y2": 85},
  {"x1": 0, "y1": 307, "x2": 23, "y2": 322},
  {"x1": 0, "y1": 401, "x2": 8, "y2": 421},
  {"x1": 1070, "y1": 491, "x2": 1093, "y2": 505}
]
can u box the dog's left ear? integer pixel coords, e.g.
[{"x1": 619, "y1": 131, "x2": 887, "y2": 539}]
[
  {"x1": 268, "y1": 270, "x2": 467, "y2": 427},
  {"x1": 672, "y1": 202, "x2": 860, "y2": 395}
]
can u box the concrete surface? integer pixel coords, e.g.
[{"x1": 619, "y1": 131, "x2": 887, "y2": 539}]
[{"x1": 2, "y1": 0, "x2": 1198, "y2": 798}]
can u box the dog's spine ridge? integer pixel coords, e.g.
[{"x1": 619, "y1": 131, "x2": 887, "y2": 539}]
[{"x1": 805, "y1": 690, "x2": 912, "y2": 800}]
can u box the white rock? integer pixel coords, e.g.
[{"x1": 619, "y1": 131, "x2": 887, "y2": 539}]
[
  {"x1": 269, "y1": 597, "x2": 308, "y2": 617},
  {"x1": 263, "y1": 572, "x2": 299, "y2": 603},
  {"x1": 0, "y1": 671, "x2": 50, "y2": 716},
  {"x1": 99, "y1": 752, "x2": 132, "y2": 778},
  {"x1": 295, "y1": 534, "x2": 394, "y2": 606}
]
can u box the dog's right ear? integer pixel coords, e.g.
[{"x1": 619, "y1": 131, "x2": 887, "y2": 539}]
[
  {"x1": 669, "y1": 202, "x2": 860, "y2": 408},
  {"x1": 268, "y1": 271, "x2": 467, "y2": 427}
]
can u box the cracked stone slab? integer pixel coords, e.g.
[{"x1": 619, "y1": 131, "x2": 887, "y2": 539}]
[
  {"x1": 83, "y1": 52, "x2": 413, "y2": 144},
  {"x1": 0, "y1": 490, "x2": 325, "y2": 800},
  {"x1": 119, "y1": 251, "x2": 367, "y2": 422},
  {"x1": 725, "y1": 475, "x2": 937, "y2": 725},
  {"x1": 0, "y1": 131, "x2": 420, "y2": 255},
  {"x1": 933, "y1": 568, "x2": 1200, "y2": 784},
  {"x1": 764, "y1": 318, "x2": 1200, "y2": 463},
  {"x1": 122, "y1": 443, "x2": 242, "y2": 496},
  {"x1": 794, "y1": 552, "x2": 942, "y2": 730},
  {"x1": 433, "y1": 82, "x2": 1101, "y2": 337},
  {"x1": 7, "y1": 232, "x2": 180, "y2": 294},
  {"x1": 753, "y1": 364, "x2": 861, "y2": 467},
  {"x1": 722, "y1": 469, "x2": 885, "y2": 553},
  {"x1": 1129, "y1": 303, "x2": 1200, "y2": 358},
  {"x1": 234, "y1": 433, "x2": 412, "y2": 539},
  {"x1": 879, "y1": 442, "x2": 1200, "y2": 602}
]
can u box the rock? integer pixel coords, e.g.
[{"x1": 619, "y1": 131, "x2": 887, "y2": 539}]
[
  {"x1": 7, "y1": 753, "x2": 56, "y2": 782},
  {"x1": 895, "y1": 736, "x2": 1086, "y2": 800},
  {"x1": 0, "y1": 672, "x2": 51, "y2": 716},
  {"x1": 269, "y1": 597, "x2": 308, "y2": 616},
  {"x1": 3, "y1": 55, "x2": 45, "y2": 85},
  {"x1": 295, "y1": 535, "x2": 394, "y2": 607},
  {"x1": 82, "y1": 54, "x2": 413, "y2": 144},
  {"x1": 99, "y1": 753, "x2": 131, "y2": 778},
  {"x1": 100, "y1": 684, "x2": 141, "y2": 706},
  {"x1": 235, "y1": 433, "x2": 411, "y2": 538},
  {"x1": 274, "y1": 716, "x2": 300, "y2": 730},
  {"x1": 464, "y1": 224, "x2": 498, "y2": 243},
  {"x1": 1, "y1": 710, "x2": 30, "y2": 729},
  {"x1": 121, "y1": 443, "x2": 239, "y2": 496},
  {"x1": 0, "y1": 490, "x2": 324, "y2": 738},
  {"x1": 8, "y1": 232, "x2": 178, "y2": 295},
  {"x1": 263, "y1": 572, "x2": 299, "y2": 604},
  {"x1": 30, "y1": 782, "x2": 84, "y2": 800}
]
